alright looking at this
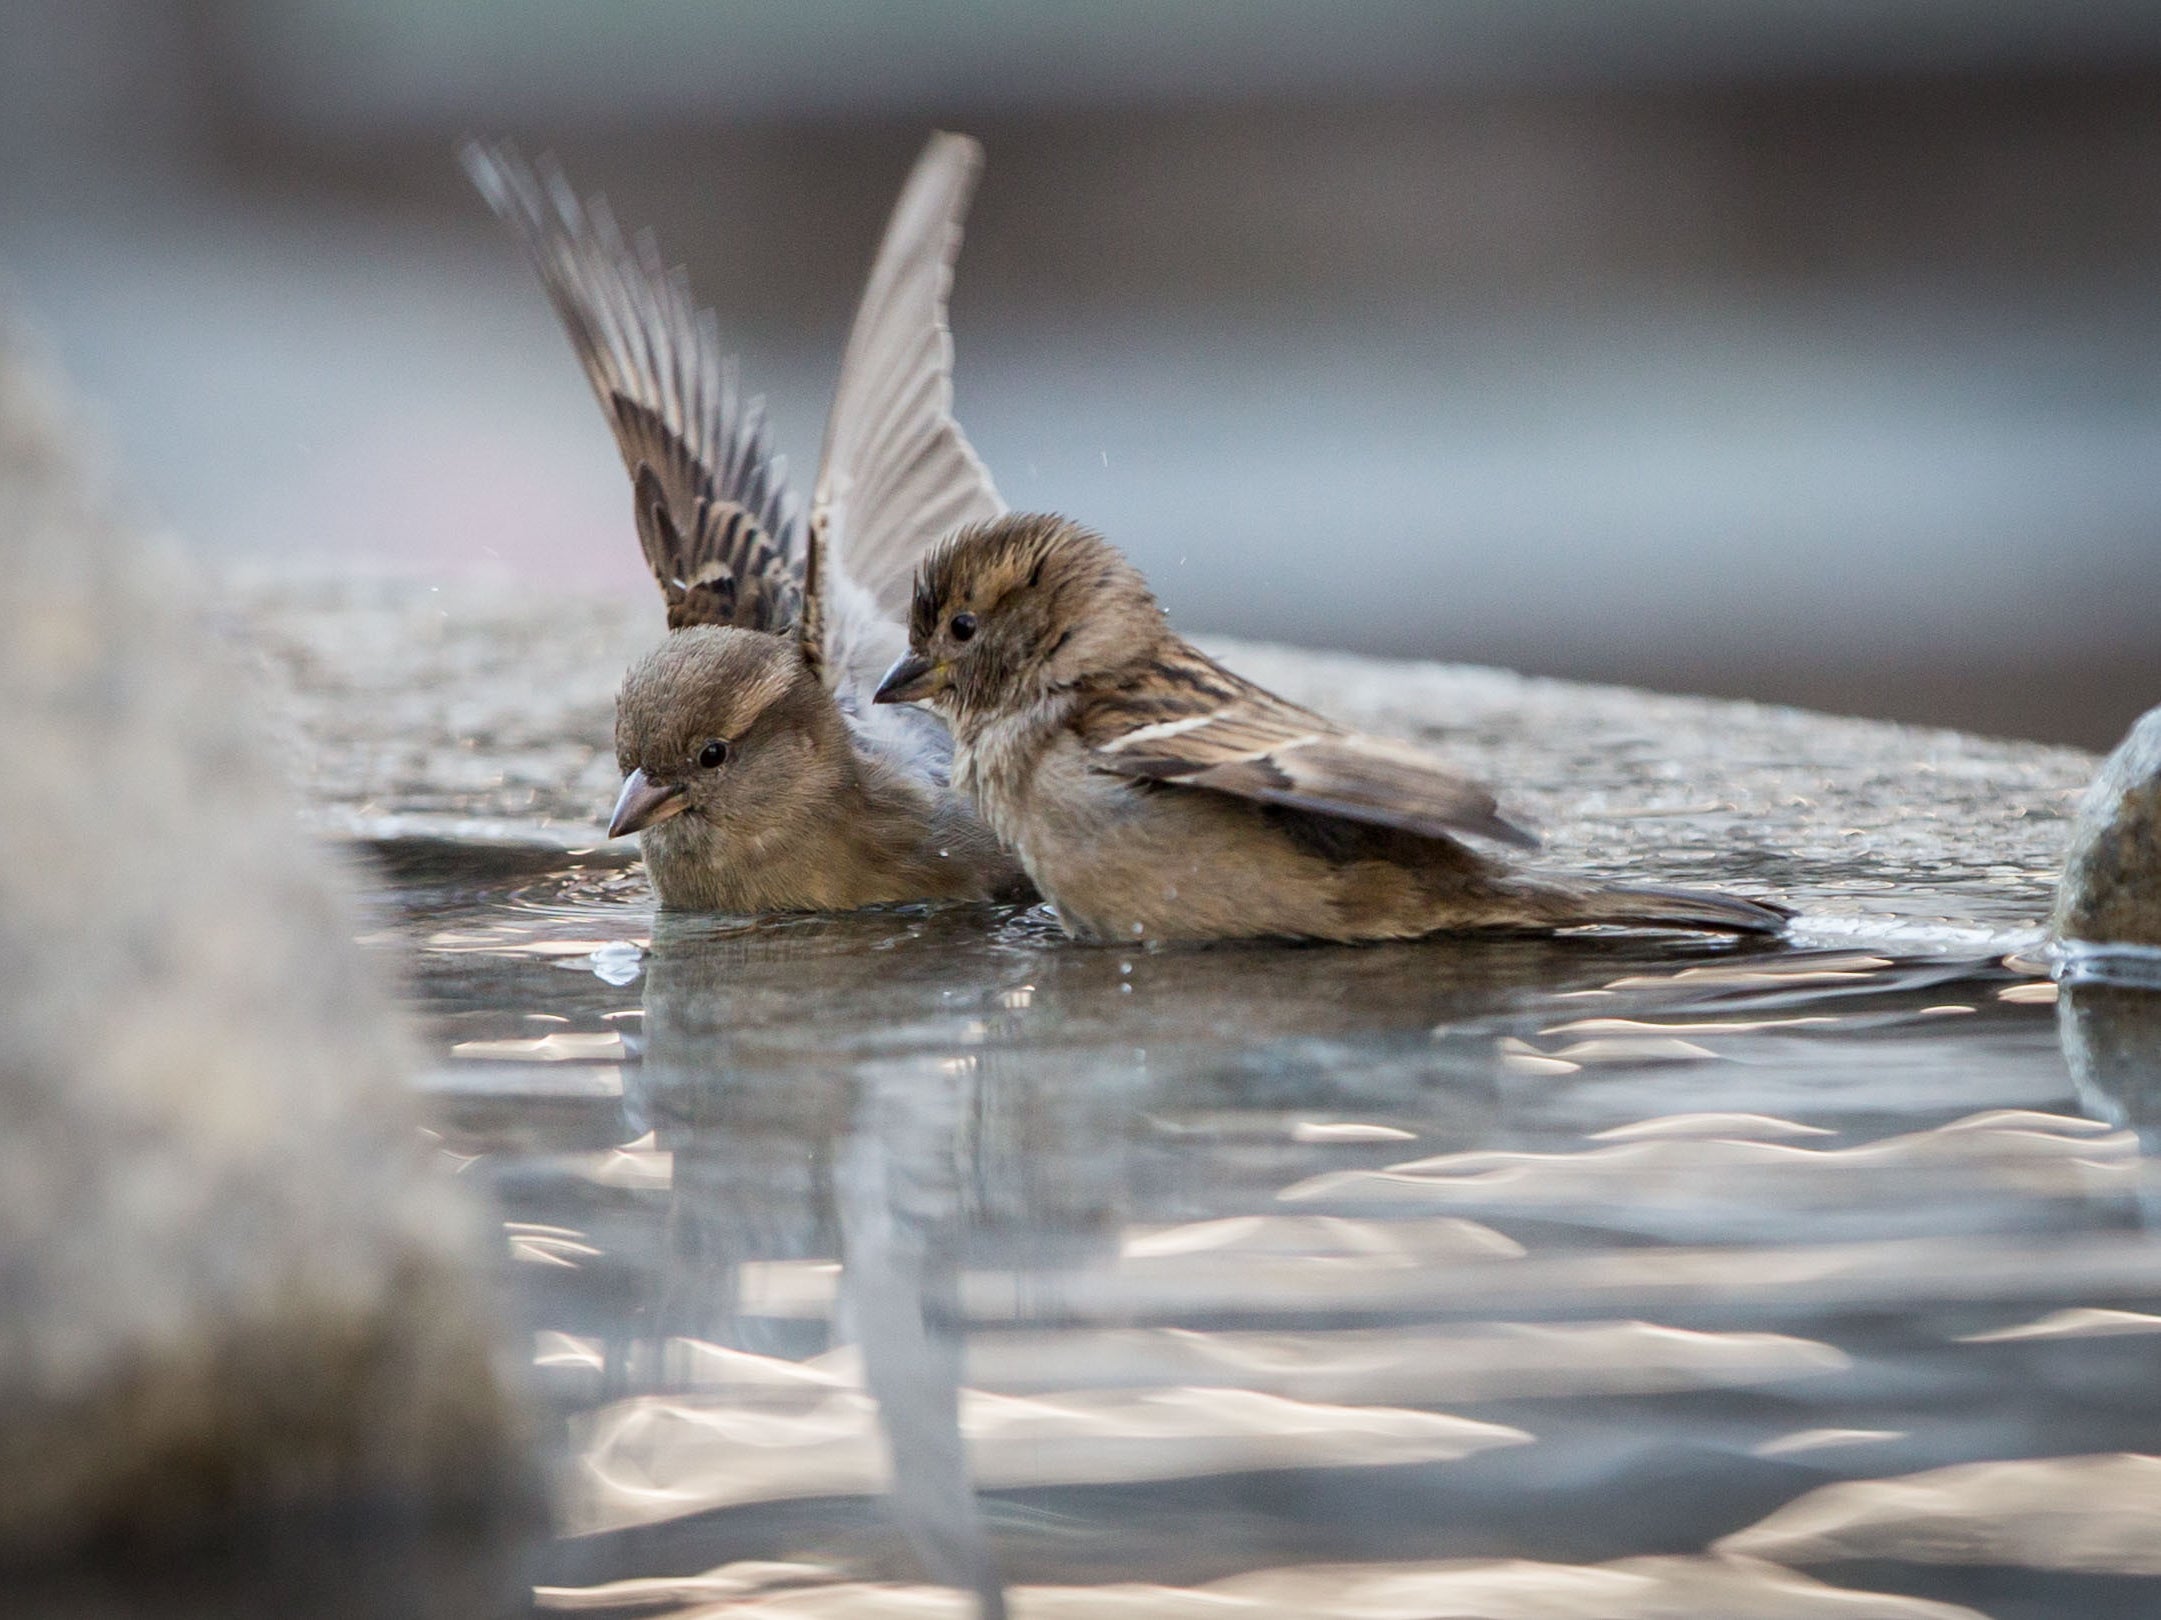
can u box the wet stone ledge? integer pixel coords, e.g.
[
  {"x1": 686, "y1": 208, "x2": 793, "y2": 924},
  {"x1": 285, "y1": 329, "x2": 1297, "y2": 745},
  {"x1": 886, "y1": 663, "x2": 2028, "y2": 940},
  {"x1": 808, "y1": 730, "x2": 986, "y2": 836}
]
[{"x1": 228, "y1": 576, "x2": 2095, "y2": 947}]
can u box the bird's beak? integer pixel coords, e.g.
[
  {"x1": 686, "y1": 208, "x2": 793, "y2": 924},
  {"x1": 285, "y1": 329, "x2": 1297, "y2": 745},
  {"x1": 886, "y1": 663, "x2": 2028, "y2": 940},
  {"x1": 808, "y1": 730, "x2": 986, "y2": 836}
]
[
  {"x1": 607, "y1": 769, "x2": 687, "y2": 837},
  {"x1": 873, "y1": 651, "x2": 949, "y2": 705}
]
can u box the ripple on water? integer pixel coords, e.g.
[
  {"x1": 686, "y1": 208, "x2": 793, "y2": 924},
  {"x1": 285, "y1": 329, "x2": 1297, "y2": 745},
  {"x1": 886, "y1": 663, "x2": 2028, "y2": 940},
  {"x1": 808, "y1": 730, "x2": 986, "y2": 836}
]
[{"x1": 345, "y1": 837, "x2": 2161, "y2": 1619}]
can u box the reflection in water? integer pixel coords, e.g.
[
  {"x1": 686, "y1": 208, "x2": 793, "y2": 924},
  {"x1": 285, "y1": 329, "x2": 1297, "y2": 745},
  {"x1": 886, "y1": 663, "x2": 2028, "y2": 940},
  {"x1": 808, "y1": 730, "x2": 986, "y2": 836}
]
[
  {"x1": 2062, "y1": 980, "x2": 2161, "y2": 1152},
  {"x1": 1956, "y1": 1307, "x2": 2161, "y2": 1343},
  {"x1": 533, "y1": 1551, "x2": 1986, "y2": 1618},
  {"x1": 835, "y1": 1057, "x2": 1006, "y2": 1615},
  {"x1": 367, "y1": 848, "x2": 2161, "y2": 1618},
  {"x1": 1278, "y1": 1114, "x2": 2139, "y2": 1220},
  {"x1": 571, "y1": 1369, "x2": 1531, "y2": 1534},
  {"x1": 1719, "y1": 1453, "x2": 2161, "y2": 1576}
]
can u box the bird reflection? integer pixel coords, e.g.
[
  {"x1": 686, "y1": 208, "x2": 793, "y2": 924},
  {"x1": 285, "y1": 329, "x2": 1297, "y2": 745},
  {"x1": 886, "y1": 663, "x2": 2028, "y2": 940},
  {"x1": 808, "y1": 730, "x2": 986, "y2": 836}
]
[
  {"x1": 835, "y1": 1058, "x2": 1004, "y2": 1617},
  {"x1": 629, "y1": 913, "x2": 1142, "y2": 1614},
  {"x1": 630, "y1": 902, "x2": 1758, "y2": 1094},
  {"x1": 618, "y1": 900, "x2": 1656, "y2": 1378},
  {"x1": 582, "y1": 915, "x2": 2151, "y2": 1595}
]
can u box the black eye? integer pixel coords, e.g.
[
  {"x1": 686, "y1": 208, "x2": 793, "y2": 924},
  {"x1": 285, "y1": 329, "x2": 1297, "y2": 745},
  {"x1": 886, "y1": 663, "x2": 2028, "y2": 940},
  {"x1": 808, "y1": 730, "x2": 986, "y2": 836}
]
[
  {"x1": 696, "y1": 739, "x2": 728, "y2": 769},
  {"x1": 949, "y1": 611, "x2": 977, "y2": 643}
]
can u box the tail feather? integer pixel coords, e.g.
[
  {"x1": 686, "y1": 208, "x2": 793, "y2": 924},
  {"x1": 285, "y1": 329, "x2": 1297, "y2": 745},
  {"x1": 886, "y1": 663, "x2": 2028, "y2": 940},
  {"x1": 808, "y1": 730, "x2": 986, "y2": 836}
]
[{"x1": 1561, "y1": 882, "x2": 1792, "y2": 937}]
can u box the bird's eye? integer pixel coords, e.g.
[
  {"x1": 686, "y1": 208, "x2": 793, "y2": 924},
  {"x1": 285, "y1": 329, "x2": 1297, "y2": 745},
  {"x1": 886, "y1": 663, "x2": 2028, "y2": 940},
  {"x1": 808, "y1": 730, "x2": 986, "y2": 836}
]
[
  {"x1": 949, "y1": 611, "x2": 978, "y2": 643},
  {"x1": 696, "y1": 739, "x2": 728, "y2": 769}
]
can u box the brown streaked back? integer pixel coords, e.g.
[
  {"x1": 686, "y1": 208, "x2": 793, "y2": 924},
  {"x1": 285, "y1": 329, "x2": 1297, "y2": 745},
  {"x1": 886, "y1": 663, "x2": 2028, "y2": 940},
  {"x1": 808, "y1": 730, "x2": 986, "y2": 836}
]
[{"x1": 1076, "y1": 640, "x2": 1538, "y2": 850}]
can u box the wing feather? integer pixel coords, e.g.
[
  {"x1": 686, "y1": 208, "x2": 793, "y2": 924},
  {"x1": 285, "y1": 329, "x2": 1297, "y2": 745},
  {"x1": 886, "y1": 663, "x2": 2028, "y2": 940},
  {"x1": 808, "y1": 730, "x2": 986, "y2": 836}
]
[
  {"x1": 1079, "y1": 646, "x2": 1538, "y2": 850},
  {"x1": 812, "y1": 133, "x2": 1004, "y2": 674},
  {"x1": 463, "y1": 140, "x2": 804, "y2": 634}
]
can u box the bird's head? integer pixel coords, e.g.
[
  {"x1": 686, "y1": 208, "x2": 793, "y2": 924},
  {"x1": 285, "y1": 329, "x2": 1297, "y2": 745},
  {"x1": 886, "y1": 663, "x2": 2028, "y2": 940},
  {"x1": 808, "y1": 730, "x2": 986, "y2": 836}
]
[
  {"x1": 609, "y1": 627, "x2": 839, "y2": 848},
  {"x1": 874, "y1": 514, "x2": 1162, "y2": 720}
]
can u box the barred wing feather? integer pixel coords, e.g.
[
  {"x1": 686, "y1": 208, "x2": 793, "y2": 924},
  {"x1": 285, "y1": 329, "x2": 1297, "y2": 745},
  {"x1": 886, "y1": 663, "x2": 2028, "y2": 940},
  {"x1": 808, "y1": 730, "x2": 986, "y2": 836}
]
[{"x1": 463, "y1": 140, "x2": 804, "y2": 633}]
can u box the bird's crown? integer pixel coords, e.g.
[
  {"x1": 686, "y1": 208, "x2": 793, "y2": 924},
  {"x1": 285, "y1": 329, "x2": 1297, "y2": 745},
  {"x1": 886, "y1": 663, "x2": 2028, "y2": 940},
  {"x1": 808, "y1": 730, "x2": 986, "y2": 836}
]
[{"x1": 913, "y1": 514, "x2": 1146, "y2": 636}]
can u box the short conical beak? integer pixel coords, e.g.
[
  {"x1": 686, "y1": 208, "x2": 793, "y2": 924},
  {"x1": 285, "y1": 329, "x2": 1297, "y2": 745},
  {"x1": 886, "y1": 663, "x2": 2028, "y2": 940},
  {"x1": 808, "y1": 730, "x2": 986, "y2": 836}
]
[
  {"x1": 607, "y1": 768, "x2": 687, "y2": 837},
  {"x1": 874, "y1": 652, "x2": 945, "y2": 705}
]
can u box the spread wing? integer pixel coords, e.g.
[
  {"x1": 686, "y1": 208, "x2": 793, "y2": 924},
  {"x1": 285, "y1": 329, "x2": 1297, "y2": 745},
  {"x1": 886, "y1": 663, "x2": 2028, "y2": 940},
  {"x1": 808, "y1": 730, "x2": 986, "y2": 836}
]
[
  {"x1": 809, "y1": 133, "x2": 1004, "y2": 685},
  {"x1": 1077, "y1": 644, "x2": 1538, "y2": 850},
  {"x1": 464, "y1": 141, "x2": 805, "y2": 634}
]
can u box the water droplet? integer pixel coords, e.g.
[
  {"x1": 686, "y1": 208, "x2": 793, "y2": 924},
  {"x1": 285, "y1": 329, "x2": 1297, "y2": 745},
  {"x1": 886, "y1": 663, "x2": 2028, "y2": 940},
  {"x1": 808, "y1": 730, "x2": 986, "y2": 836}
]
[{"x1": 589, "y1": 941, "x2": 644, "y2": 987}]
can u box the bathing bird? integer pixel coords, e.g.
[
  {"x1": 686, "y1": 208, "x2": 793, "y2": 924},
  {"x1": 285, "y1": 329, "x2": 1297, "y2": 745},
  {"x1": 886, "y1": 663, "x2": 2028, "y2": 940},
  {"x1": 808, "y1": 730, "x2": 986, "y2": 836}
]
[
  {"x1": 465, "y1": 134, "x2": 1027, "y2": 911},
  {"x1": 876, "y1": 514, "x2": 1789, "y2": 944}
]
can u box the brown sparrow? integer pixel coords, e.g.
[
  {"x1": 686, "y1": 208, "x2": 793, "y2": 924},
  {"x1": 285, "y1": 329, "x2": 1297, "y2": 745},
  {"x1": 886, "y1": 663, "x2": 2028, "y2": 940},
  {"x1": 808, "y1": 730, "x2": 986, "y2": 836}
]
[
  {"x1": 875, "y1": 514, "x2": 1789, "y2": 944},
  {"x1": 465, "y1": 135, "x2": 1028, "y2": 911}
]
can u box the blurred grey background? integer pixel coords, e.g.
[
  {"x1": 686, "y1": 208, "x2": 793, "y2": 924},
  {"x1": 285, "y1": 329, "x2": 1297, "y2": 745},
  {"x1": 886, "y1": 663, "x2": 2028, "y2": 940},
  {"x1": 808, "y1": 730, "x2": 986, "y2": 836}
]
[{"x1": 2, "y1": 0, "x2": 2156, "y2": 747}]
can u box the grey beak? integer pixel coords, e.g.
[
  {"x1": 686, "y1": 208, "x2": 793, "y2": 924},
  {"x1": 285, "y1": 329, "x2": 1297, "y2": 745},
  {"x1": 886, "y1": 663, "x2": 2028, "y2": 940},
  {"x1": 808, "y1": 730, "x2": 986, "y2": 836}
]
[
  {"x1": 607, "y1": 768, "x2": 687, "y2": 838},
  {"x1": 874, "y1": 651, "x2": 942, "y2": 705}
]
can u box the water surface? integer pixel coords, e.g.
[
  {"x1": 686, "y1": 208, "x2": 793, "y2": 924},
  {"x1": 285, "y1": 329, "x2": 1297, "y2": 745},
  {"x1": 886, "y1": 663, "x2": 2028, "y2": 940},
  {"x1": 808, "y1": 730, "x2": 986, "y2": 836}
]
[
  {"x1": 191, "y1": 587, "x2": 2161, "y2": 1615},
  {"x1": 369, "y1": 826, "x2": 2161, "y2": 1620}
]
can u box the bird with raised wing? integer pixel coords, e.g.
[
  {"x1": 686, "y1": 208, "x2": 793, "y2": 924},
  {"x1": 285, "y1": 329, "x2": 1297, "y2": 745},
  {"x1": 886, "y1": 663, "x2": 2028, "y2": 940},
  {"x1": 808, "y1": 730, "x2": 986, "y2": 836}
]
[
  {"x1": 875, "y1": 514, "x2": 1790, "y2": 945},
  {"x1": 465, "y1": 134, "x2": 1028, "y2": 911}
]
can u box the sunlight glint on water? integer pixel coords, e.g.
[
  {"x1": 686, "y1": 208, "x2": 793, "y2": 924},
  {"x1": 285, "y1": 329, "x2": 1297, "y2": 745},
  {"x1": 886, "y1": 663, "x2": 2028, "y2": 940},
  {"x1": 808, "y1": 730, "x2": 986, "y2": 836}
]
[{"x1": 366, "y1": 837, "x2": 2161, "y2": 1620}]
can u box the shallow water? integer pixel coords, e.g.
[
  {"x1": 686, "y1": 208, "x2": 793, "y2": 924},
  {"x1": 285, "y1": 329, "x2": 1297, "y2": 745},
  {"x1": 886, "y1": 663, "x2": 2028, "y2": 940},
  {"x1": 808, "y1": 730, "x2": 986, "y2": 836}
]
[
  {"x1": 106, "y1": 586, "x2": 2141, "y2": 1616},
  {"x1": 354, "y1": 829, "x2": 2161, "y2": 1620}
]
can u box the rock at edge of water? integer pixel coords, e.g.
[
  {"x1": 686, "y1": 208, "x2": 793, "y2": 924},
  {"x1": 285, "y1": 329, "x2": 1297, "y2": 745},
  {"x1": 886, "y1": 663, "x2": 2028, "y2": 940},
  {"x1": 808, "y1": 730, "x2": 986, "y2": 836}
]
[
  {"x1": 2053, "y1": 705, "x2": 2161, "y2": 952},
  {"x1": 0, "y1": 327, "x2": 523, "y2": 1556}
]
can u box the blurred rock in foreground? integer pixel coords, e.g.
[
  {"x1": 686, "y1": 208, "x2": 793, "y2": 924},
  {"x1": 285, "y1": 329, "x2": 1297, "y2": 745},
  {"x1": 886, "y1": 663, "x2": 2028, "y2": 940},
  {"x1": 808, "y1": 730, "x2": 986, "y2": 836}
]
[
  {"x1": 2054, "y1": 705, "x2": 2161, "y2": 958},
  {"x1": 0, "y1": 327, "x2": 522, "y2": 1558}
]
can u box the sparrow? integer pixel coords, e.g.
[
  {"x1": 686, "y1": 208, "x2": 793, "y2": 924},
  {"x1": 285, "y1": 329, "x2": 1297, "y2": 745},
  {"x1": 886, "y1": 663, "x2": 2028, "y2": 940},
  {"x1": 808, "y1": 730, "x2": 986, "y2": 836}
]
[
  {"x1": 464, "y1": 134, "x2": 1029, "y2": 912},
  {"x1": 875, "y1": 514, "x2": 1790, "y2": 945}
]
